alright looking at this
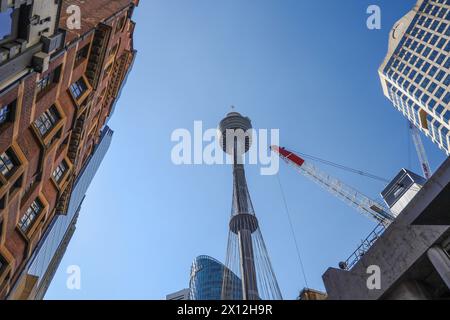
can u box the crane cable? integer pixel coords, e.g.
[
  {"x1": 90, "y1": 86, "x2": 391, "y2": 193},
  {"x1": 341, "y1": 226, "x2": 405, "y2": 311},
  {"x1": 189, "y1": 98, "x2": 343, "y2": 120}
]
[
  {"x1": 276, "y1": 173, "x2": 309, "y2": 289},
  {"x1": 286, "y1": 148, "x2": 424, "y2": 193},
  {"x1": 407, "y1": 121, "x2": 412, "y2": 171},
  {"x1": 288, "y1": 149, "x2": 391, "y2": 184}
]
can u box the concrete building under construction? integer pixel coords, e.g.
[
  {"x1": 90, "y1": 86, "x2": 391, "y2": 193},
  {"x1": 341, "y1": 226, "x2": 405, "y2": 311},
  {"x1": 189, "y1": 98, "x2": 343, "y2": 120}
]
[
  {"x1": 322, "y1": 156, "x2": 450, "y2": 299},
  {"x1": 321, "y1": 0, "x2": 450, "y2": 299}
]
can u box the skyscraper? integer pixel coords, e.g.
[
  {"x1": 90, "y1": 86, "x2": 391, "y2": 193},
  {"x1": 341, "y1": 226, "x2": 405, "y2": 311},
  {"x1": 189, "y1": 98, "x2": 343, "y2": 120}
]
[
  {"x1": 218, "y1": 112, "x2": 282, "y2": 300},
  {"x1": 189, "y1": 255, "x2": 242, "y2": 300},
  {"x1": 379, "y1": 0, "x2": 450, "y2": 155}
]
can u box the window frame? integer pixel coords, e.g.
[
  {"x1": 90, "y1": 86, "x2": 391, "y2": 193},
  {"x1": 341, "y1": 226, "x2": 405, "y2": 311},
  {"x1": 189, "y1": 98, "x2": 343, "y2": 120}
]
[
  {"x1": 115, "y1": 16, "x2": 126, "y2": 34},
  {"x1": 31, "y1": 102, "x2": 66, "y2": 148},
  {"x1": 0, "y1": 149, "x2": 18, "y2": 179},
  {"x1": 18, "y1": 198, "x2": 44, "y2": 235},
  {"x1": 52, "y1": 159, "x2": 71, "y2": 187},
  {"x1": 74, "y1": 44, "x2": 90, "y2": 67},
  {"x1": 33, "y1": 105, "x2": 60, "y2": 137},
  {"x1": 36, "y1": 65, "x2": 62, "y2": 97},
  {"x1": 0, "y1": 100, "x2": 15, "y2": 126},
  {"x1": 69, "y1": 75, "x2": 92, "y2": 104}
]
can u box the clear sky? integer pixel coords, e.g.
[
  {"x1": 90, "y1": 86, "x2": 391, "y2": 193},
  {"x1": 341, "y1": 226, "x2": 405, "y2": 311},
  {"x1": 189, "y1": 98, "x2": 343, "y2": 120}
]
[{"x1": 45, "y1": 0, "x2": 447, "y2": 300}]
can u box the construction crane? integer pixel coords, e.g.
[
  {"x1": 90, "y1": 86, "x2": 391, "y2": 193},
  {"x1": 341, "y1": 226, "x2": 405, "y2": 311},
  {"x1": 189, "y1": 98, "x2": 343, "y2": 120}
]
[
  {"x1": 271, "y1": 145, "x2": 395, "y2": 226},
  {"x1": 409, "y1": 121, "x2": 432, "y2": 179}
]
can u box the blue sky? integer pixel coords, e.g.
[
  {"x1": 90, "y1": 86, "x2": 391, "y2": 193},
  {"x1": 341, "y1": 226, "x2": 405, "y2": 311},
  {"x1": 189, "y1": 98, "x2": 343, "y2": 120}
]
[{"x1": 46, "y1": 0, "x2": 447, "y2": 300}]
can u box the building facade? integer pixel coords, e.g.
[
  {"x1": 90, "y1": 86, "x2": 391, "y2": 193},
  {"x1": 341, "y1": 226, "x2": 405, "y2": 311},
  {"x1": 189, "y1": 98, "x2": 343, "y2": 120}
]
[
  {"x1": 166, "y1": 288, "x2": 191, "y2": 301},
  {"x1": 9, "y1": 126, "x2": 114, "y2": 299},
  {"x1": 379, "y1": 0, "x2": 450, "y2": 155},
  {"x1": 189, "y1": 255, "x2": 242, "y2": 300},
  {"x1": 0, "y1": 0, "x2": 138, "y2": 299}
]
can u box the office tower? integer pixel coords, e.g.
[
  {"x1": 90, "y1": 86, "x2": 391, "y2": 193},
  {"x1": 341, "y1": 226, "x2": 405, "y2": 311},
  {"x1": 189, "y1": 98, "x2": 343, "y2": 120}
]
[
  {"x1": 0, "y1": 0, "x2": 138, "y2": 299},
  {"x1": 218, "y1": 112, "x2": 282, "y2": 300},
  {"x1": 379, "y1": 0, "x2": 450, "y2": 155},
  {"x1": 189, "y1": 255, "x2": 242, "y2": 300},
  {"x1": 166, "y1": 288, "x2": 191, "y2": 301}
]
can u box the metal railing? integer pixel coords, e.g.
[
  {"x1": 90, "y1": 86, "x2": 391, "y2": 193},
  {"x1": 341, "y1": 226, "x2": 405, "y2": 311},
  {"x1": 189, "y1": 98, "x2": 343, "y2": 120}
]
[{"x1": 339, "y1": 223, "x2": 386, "y2": 271}]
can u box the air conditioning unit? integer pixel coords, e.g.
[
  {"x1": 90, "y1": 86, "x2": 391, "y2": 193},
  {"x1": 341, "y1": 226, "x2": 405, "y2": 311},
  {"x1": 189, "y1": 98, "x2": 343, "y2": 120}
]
[
  {"x1": 41, "y1": 32, "x2": 64, "y2": 53},
  {"x1": 32, "y1": 51, "x2": 50, "y2": 73}
]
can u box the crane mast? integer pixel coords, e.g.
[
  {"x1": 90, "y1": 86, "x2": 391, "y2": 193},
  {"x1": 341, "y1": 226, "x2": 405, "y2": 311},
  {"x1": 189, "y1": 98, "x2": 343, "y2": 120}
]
[
  {"x1": 271, "y1": 146, "x2": 395, "y2": 226},
  {"x1": 409, "y1": 121, "x2": 432, "y2": 179}
]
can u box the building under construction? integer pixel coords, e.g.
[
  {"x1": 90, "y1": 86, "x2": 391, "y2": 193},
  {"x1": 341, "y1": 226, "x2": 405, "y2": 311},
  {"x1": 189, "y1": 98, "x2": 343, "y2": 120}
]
[
  {"x1": 306, "y1": 0, "x2": 450, "y2": 299},
  {"x1": 322, "y1": 156, "x2": 450, "y2": 299}
]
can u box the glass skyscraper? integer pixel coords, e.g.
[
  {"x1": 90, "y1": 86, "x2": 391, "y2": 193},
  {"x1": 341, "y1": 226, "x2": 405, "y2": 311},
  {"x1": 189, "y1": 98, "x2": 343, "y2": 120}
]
[
  {"x1": 189, "y1": 255, "x2": 242, "y2": 300},
  {"x1": 379, "y1": 0, "x2": 450, "y2": 155}
]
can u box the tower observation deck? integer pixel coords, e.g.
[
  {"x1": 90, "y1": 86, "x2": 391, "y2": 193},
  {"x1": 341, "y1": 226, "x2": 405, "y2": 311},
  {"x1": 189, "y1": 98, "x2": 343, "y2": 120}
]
[{"x1": 218, "y1": 111, "x2": 282, "y2": 300}]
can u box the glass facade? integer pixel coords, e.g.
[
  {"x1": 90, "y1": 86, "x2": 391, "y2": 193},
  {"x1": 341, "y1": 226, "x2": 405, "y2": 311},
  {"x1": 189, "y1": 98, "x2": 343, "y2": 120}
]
[
  {"x1": 380, "y1": 0, "x2": 450, "y2": 155},
  {"x1": 189, "y1": 255, "x2": 242, "y2": 300}
]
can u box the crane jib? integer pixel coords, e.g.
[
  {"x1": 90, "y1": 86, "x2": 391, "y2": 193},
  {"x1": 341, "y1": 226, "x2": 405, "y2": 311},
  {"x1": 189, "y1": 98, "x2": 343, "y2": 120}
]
[{"x1": 272, "y1": 146, "x2": 305, "y2": 167}]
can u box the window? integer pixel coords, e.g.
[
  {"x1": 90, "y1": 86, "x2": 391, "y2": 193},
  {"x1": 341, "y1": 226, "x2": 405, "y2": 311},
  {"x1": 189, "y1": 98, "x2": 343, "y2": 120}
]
[
  {"x1": 0, "y1": 101, "x2": 14, "y2": 125},
  {"x1": 428, "y1": 82, "x2": 437, "y2": 94},
  {"x1": 70, "y1": 78, "x2": 88, "y2": 100},
  {"x1": 115, "y1": 16, "x2": 126, "y2": 33},
  {"x1": 18, "y1": 199, "x2": 43, "y2": 234},
  {"x1": 437, "y1": 54, "x2": 446, "y2": 65},
  {"x1": 0, "y1": 149, "x2": 17, "y2": 178},
  {"x1": 34, "y1": 105, "x2": 60, "y2": 136},
  {"x1": 435, "y1": 104, "x2": 445, "y2": 116},
  {"x1": 0, "y1": 254, "x2": 5, "y2": 273},
  {"x1": 52, "y1": 161, "x2": 68, "y2": 183},
  {"x1": 74, "y1": 44, "x2": 89, "y2": 66},
  {"x1": 36, "y1": 66, "x2": 61, "y2": 95},
  {"x1": 444, "y1": 75, "x2": 450, "y2": 86},
  {"x1": 436, "y1": 71, "x2": 445, "y2": 82},
  {"x1": 429, "y1": 66, "x2": 438, "y2": 77},
  {"x1": 445, "y1": 41, "x2": 450, "y2": 52},
  {"x1": 436, "y1": 87, "x2": 445, "y2": 99},
  {"x1": 444, "y1": 92, "x2": 450, "y2": 104},
  {"x1": 109, "y1": 43, "x2": 119, "y2": 58},
  {"x1": 103, "y1": 63, "x2": 113, "y2": 80}
]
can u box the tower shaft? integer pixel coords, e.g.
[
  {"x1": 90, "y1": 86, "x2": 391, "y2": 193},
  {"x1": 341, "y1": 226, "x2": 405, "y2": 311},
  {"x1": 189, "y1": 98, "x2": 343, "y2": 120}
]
[
  {"x1": 232, "y1": 159, "x2": 259, "y2": 300},
  {"x1": 237, "y1": 229, "x2": 259, "y2": 300}
]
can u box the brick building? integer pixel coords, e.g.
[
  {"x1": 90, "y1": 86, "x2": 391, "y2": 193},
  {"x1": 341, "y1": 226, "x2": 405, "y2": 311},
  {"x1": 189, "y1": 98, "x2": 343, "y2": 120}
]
[{"x1": 0, "y1": 0, "x2": 138, "y2": 299}]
